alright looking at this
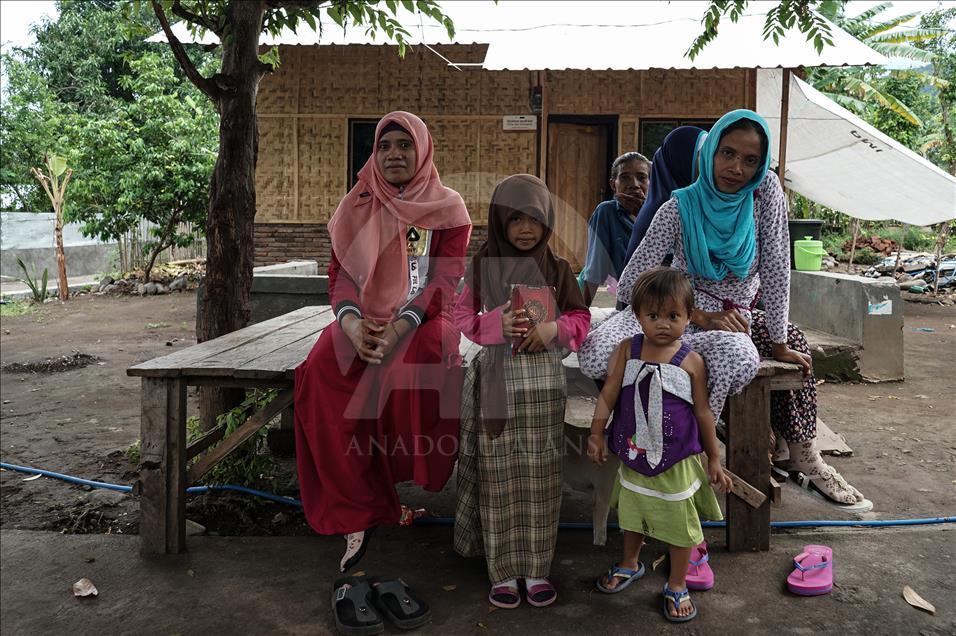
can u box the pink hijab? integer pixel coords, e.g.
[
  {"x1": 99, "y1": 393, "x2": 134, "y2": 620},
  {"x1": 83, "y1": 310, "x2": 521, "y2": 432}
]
[{"x1": 328, "y1": 111, "x2": 471, "y2": 322}]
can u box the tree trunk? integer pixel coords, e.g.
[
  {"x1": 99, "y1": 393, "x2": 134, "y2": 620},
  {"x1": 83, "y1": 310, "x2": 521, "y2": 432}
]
[
  {"x1": 143, "y1": 210, "x2": 181, "y2": 282},
  {"x1": 54, "y1": 204, "x2": 69, "y2": 300},
  {"x1": 197, "y1": 0, "x2": 268, "y2": 431}
]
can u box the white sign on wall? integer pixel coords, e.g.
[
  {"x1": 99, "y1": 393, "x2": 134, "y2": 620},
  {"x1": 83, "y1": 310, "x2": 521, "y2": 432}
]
[{"x1": 502, "y1": 115, "x2": 537, "y2": 131}]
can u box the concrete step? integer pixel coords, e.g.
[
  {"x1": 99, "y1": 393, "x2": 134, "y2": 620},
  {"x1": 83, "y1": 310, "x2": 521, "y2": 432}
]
[{"x1": 802, "y1": 327, "x2": 862, "y2": 382}]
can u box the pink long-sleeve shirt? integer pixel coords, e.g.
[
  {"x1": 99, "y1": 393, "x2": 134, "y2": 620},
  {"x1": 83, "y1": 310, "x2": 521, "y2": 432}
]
[{"x1": 452, "y1": 283, "x2": 591, "y2": 351}]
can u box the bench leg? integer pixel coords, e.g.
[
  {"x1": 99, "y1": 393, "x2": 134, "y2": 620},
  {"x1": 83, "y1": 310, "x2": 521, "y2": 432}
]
[
  {"x1": 725, "y1": 380, "x2": 771, "y2": 552},
  {"x1": 138, "y1": 377, "x2": 188, "y2": 555}
]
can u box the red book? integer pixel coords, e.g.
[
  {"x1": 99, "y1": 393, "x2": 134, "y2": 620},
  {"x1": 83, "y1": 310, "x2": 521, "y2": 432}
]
[{"x1": 510, "y1": 284, "x2": 558, "y2": 355}]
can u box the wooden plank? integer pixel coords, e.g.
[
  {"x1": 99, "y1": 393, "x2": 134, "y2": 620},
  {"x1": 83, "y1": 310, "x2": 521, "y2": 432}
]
[
  {"x1": 184, "y1": 377, "x2": 289, "y2": 390},
  {"x1": 127, "y1": 307, "x2": 327, "y2": 377},
  {"x1": 755, "y1": 359, "x2": 802, "y2": 376},
  {"x1": 234, "y1": 310, "x2": 337, "y2": 380},
  {"x1": 186, "y1": 389, "x2": 294, "y2": 485},
  {"x1": 778, "y1": 68, "x2": 791, "y2": 186},
  {"x1": 769, "y1": 374, "x2": 805, "y2": 391},
  {"x1": 237, "y1": 335, "x2": 322, "y2": 380},
  {"x1": 770, "y1": 476, "x2": 782, "y2": 505},
  {"x1": 725, "y1": 377, "x2": 771, "y2": 552},
  {"x1": 138, "y1": 377, "x2": 187, "y2": 555},
  {"x1": 725, "y1": 468, "x2": 767, "y2": 509},
  {"x1": 186, "y1": 422, "x2": 225, "y2": 461},
  {"x1": 279, "y1": 404, "x2": 294, "y2": 432},
  {"x1": 183, "y1": 309, "x2": 333, "y2": 376}
]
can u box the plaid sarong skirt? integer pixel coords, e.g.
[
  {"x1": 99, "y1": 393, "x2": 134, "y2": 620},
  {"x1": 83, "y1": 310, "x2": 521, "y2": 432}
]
[{"x1": 453, "y1": 348, "x2": 566, "y2": 582}]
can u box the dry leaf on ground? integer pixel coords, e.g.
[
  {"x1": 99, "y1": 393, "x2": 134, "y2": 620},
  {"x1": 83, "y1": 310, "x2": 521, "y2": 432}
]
[
  {"x1": 72, "y1": 578, "x2": 98, "y2": 597},
  {"x1": 902, "y1": 585, "x2": 935, "y2": 614},
  {"x1": 22, "y1": 474, "x2": 42, "y2": 481},
  {"x1": 442, "y1": 584, "x2": 457, "y2": 592},
  {"x1": 652, "y1": 554, "x2": 666, "y2": 571}
]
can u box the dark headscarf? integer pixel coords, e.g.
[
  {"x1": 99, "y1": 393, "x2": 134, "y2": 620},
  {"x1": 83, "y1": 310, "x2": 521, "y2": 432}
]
[
  {"x1": 466, "y1": 174, "x2": 587, "y2": 437},
  {"x1": 625, "y1": 126, "x2": 707, "y2": 261}
]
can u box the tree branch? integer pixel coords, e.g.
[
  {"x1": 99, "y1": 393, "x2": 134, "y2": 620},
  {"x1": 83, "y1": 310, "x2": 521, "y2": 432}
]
[
  {"x1": 171, "y1": 0, "x2": 222, "y2": 36},
  {"x1": 152, "y1": 0, "x2": 220, "y2": 102},
  {"x1": 9, "y1": 183, "x2": 32, "y2": 211},
  {"x1": 264, "y1": 1, "x2": 333, "y2": 9}
]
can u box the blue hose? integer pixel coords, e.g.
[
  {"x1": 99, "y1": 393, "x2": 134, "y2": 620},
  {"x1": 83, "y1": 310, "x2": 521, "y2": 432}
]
[{"x1": 3, "y1": 461, "x2": 954, "y2": 529}]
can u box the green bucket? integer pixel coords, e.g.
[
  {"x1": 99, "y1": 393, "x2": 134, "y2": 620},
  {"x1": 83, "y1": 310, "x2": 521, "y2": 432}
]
[{"x1": 793, "y1": 236, "x2": 827, "y2": 271}]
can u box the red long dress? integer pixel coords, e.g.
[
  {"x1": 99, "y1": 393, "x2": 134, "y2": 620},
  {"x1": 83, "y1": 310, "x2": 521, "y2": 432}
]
[{"x1": 294, "y1": 224, "x2": 470, "y2": 535}]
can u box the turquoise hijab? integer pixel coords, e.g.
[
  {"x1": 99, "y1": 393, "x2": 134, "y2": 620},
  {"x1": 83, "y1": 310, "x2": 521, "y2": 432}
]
[{"x1": 673, "y1": 109, "x2": 772, "y2": 281}]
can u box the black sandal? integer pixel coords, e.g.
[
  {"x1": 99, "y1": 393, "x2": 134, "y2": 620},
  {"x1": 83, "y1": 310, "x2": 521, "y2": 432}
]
[
  {"x1": 331, "y1": 577, "x2": 384, "y2": 635},
  {"x1": 369, "y1": 577, "x2": 431, "y2": 630}
]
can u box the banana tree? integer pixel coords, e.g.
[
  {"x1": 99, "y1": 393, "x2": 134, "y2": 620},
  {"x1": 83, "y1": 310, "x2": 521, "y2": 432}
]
[
  {"x1": 31, "y1": 153, "x2": 72, "y2": 301},
  {"x1": 808, "y1": 1, "x2": 946, "y2": 126}
]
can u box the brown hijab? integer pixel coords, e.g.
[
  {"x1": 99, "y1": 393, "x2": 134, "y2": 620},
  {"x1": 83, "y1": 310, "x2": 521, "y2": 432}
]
[{"x1": 466, "y1": 174, "x2": 587, "y2": 437}]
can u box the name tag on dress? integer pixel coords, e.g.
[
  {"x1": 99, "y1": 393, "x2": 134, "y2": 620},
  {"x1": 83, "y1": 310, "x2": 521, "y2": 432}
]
[{"x1": 406, "y1": 226, "x2": 430, "y2": 257}]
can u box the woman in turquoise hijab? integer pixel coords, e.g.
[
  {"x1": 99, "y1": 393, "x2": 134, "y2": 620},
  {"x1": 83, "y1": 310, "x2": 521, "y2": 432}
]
[{"x1": 581, "y1": 108, "x2": 868, "y2": 528}]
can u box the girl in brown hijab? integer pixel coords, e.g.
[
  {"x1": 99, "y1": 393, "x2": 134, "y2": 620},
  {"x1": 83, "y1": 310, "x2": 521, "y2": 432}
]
[{"x1": 452, "y1": 174, "x2": 590, "y2": 609}]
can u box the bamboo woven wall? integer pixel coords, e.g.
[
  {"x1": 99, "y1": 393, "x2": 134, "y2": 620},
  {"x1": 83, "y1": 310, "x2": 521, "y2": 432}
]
[{"x1": 255, "y1": 45, "x2": 749, "y2": 228}]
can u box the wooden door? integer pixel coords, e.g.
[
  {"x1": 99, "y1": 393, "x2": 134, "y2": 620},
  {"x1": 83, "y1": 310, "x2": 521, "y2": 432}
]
[{"x1": 546, "y1": 122, "x2": 609, "y2": 270}]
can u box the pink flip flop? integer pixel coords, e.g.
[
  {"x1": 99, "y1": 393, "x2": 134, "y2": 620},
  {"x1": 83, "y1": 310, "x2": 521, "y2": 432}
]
[
  {"x1": 787, "y1": 544, "x2": 833, "y2": 596},
  {"x1": 686, "y1": 541, "x2": 714, "y2": 590}
]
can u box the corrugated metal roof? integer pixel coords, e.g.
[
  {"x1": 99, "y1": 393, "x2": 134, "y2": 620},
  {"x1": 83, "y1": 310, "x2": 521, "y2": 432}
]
[{"x1": 149, "y1": 1, "x2": 886, "y2": 70}]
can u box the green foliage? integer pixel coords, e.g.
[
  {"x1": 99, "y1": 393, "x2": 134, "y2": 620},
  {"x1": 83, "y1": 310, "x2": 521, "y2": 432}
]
[
  {"x1": 126, "y1": 390, "x2": 280, "y2": 486},
  {"x1": 864, "y1": 71, "x2": 935, "y2": 149},
  {"x1": 916, "y1": 8, "x2": 956, "y2": 173},
  {"x1": 1, "y1": 1, "x2": 216, "y2": 281},
  {"x1": 806, "y1": 2, "x2": 947, "y2": 130},
  {"x1": 688, "y1": 1, "x2": 841, "y2": 60},
  {"x1": 853, "y1": 247, "x2": 881, "y2": 265},
  {"x1": 14, "y1": 257, "x2": 49, "y2": 303},
  {"x1": 822, "y1": 230, "x2": 851, "y2": 256},
  {"x1": 187, "y1": 390, "x2": 280, "y2": 489},
  {"x1": 67, "y1": 51, "x2": 218, "y2": 279},
  {"x1": 0, "y1": 0, "x2": 161, "y2": 210},
  {"x1": 156, "y1": 0, "x2": 456, "y2": 60},
  {"x1": 822, "y1": 224, "x2": 950, "y2": 262},
  {"x1": 125, "y1": 439, "x2": 141, "y2": 462},
  {"x1": 0, "y1": 299, "x2": 37, "y2": 317}
]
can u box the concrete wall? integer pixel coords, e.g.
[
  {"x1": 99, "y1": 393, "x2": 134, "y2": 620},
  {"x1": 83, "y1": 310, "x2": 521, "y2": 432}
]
[
  {"x1": 250, "y1": 260, "x2": 328, "y2": 324},
  {"x1": 790, "y1": 270, "x2": 903, "y2": 381},
  {"x1": 1, "y1": 212, "x2": 116, "y2": 279}
]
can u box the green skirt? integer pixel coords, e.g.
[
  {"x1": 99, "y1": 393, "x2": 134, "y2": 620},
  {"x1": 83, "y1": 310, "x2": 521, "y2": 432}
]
[{"x1": 611, "y1": 454, "x2": 723, "y2": 548}]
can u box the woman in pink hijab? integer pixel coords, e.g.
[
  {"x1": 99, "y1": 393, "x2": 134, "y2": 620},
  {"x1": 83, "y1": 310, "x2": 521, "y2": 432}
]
[{"x1": 295, "y1": 112, "x2": 472, "y2": 572}]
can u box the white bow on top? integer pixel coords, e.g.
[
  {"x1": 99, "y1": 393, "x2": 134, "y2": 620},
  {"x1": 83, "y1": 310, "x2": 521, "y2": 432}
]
[{"x1": 621, "y1": 359, "x2": 694, "y2": 469}]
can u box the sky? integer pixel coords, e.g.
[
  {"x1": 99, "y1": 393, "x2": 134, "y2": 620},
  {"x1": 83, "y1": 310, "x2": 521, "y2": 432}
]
[{"x1": 0, "y1": 1, "x2": 953, "y2": 58}]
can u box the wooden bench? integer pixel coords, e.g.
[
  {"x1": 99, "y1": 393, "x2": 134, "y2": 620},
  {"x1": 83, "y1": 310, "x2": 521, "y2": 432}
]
[
  {"x1": 128, "y1": 305, "x2": 801, "y2": 555},
  {"x1": 128, "y1": 306, "x2": 335, "y2": 554}
]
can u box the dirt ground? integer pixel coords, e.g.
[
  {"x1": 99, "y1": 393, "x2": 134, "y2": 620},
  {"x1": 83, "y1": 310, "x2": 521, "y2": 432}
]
[{"x1": 1, "y1": 292, "x2": 954, "y2": 536}]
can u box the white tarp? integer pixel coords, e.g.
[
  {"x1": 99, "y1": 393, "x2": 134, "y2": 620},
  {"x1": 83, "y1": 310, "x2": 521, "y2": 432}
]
[
  {"x1": 151, "y1": 1, "x2": 884, "y2": 70},
  {"x1": 758, "y1": 68, "x2": 956, "y2": 225}
]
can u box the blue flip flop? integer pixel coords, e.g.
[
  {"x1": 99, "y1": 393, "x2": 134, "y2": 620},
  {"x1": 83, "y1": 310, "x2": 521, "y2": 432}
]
[
  {"x1": 595, "y1": 562, "x2": 645, "y2": 594},
  {"x1": 662, "y1": 583, "x2": 698, "y2": 623}
]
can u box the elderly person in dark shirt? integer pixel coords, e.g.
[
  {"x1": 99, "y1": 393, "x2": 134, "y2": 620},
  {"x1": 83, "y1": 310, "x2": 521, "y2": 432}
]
[{"x1": 578, "y1": 152, "x2": 650, "y2": 305}]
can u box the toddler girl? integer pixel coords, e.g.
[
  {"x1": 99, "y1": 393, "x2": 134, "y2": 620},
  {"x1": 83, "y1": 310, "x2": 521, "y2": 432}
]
[{"x1": 588, "y1": 267, "x2": 731, "y2": 622}]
